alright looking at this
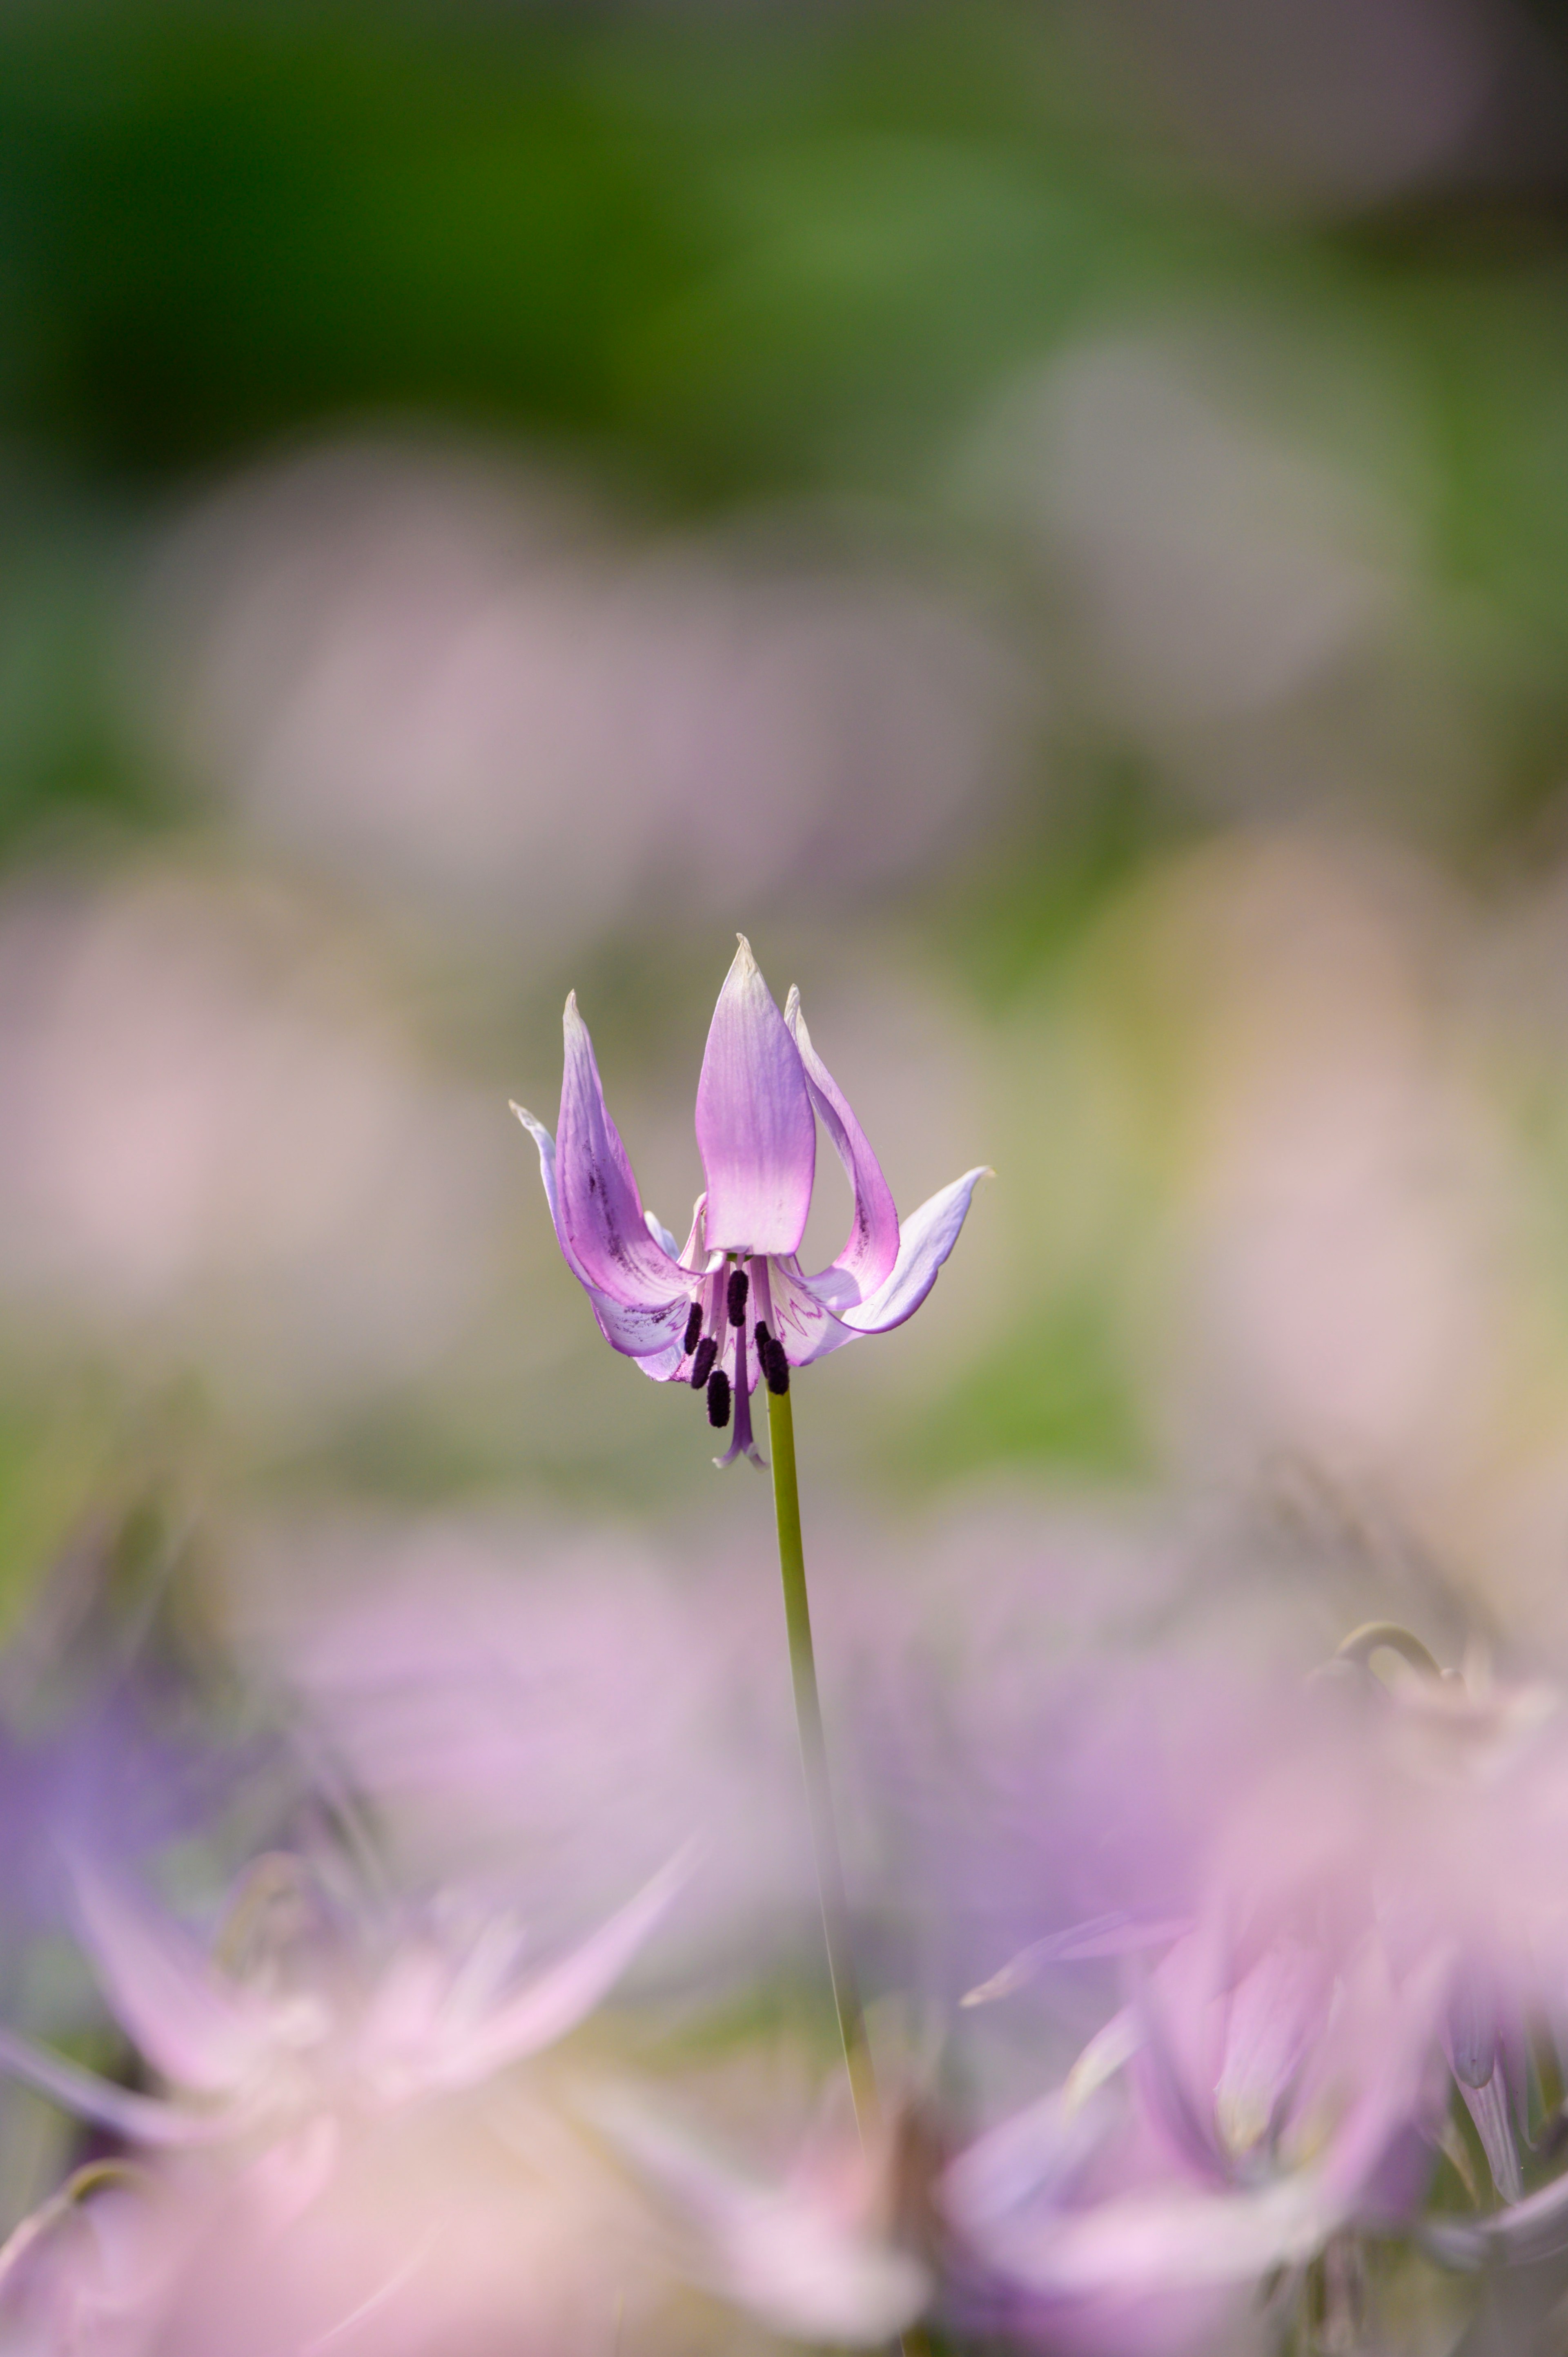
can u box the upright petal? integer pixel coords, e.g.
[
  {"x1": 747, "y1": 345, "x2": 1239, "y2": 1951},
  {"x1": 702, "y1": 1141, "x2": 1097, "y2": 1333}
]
[
  {"x1": 696, "y1": 939, "x2": 816, "y2": 1255},
  {"x1": 555, "y1": 995, "x2": 686, "y2": 1306},
  {"x1": 834, "y1": 1166, "x2": 991, "y2": 1336},
  {"x1": 785, "y1": 988, "x2": 899, "y2": 1298}
]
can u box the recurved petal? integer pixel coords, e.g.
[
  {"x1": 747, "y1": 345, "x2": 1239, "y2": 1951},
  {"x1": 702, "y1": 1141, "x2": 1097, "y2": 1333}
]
[
  {"x1": 591, "y1": 1291, "x2": 696, "y2": 1370},
  {"x1": 785, "y1": 987, "x2": 899, "y2": 1299},
  {"x1": 511, "y1": 1102, "x2": 591, "y2": 1291},
  {"x1": 833, "y1": 1166, "x2": 990, "y2": 1336},
  {"x1": 696, "y1": 939, "x2": 816, "y2": 1255},
  {"x1": 556, "y1": 995, "x2": 686, "y2": 1307},
  {"x1": 513, "y1": 1106, "x2": 689, "y2": 1366}
]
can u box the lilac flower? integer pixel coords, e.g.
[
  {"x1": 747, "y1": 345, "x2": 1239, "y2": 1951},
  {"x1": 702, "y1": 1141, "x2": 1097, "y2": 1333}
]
[
  {"x1": 0, "y1": 1847, "x2": 688, "y2": 2154},
  {"x1": 513, "y1": 936, "x2": 988, "y2": 1464}
]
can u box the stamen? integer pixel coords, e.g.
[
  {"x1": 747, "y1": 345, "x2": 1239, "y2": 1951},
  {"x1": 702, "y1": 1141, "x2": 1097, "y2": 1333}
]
[
  {"x1": 707, "y1": 1368, "x2": 731, "y2": 1428},
  {"x1": 754, "y1": 1319, "x2": 789, "y2": 1396},
  {"x1": 726, "y1": 1267, "x2": 750, "y2": 1327},
  {"x1": 682, "y1": 1300, "x2": 703, "y2": 1356},
  {"x1": 689, "y1": 1335, "x2": 718, "y2": 1390}
]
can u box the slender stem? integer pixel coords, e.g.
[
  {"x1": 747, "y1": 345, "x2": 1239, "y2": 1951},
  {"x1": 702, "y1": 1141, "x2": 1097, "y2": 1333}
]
[
  {"x1": 766, "y1": 1381, "x2": 882, "y2": 2145},
  {"x1": 767, "y1": 1387, "x2": 933, "y2": 2357}
]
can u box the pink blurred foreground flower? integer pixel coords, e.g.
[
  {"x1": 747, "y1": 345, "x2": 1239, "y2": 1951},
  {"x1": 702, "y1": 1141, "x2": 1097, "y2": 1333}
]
[
  {"x1": 514, "y1": 936, "x2": 988, "y2": 1465},
  {"x1": 0, "y1": 1848, "x2": 687, "y2": 2154}
]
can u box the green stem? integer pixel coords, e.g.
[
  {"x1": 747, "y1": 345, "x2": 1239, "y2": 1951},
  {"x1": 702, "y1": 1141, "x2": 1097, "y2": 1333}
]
[
  {"x1": 768, "y1": 1382, "x2": 882, "y2": 2143},
  {"x1": 767, "y1": 1385, "x2": 932, "y2": 2357}
]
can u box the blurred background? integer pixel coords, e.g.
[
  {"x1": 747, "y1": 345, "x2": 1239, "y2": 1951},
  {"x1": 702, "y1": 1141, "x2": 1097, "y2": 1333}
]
[{"x1": 4, "y1": 0, "x2": 1568, "y2": 2275}]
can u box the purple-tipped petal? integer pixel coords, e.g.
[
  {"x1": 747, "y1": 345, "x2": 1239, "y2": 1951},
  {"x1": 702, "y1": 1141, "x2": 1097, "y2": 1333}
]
[
  {"x1": 512, "y1": 1105, "x2": 690, "y2": 1368},
  {"x1": 835, "y1": 1166, "x2": 990, "y2": 1336},
  {"x1": 696, "y1": 940, "x2": 815, "y2": 1255},
  {"x1": 556, "y1": 996, "x2": 686, "y2": 1307},
  {"x1": 785, "y1": 988, "x2": 899, "y2": 1299}
]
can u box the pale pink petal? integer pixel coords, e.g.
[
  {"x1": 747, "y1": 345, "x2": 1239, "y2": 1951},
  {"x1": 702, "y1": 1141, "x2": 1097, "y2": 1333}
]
[
  {"x1": 554, "y1": 995, "x2": 686, "y2": 1307},
  {"x1": 784, "y1": 988, "x2": 898, "y2": 1298},
  {"x1": 834, "y1": 1167, "x2": 990, "y2": 1335},
  {"x1": 587, "y1": 2092, "x2": 928, "y2": 2345},
  {"x1": 424, "y1": 1846, "x2": 694, "y2": 2089},
  {"x1": 695, "y1": 939, "x2": 815, "y2": 1256},
  {"x1": 765, "y1": 1255, "x2": 853, "y2": 1367},
  {"x1": 0, "y1": 2027, "x2": 219, "y2": 2147},
  {"x1": 513, "y1": 1104, "x2": 689, "y2": 1366},
  {"x1": 69, "y1": 1863, "x2": 271, "y2": 2096}
]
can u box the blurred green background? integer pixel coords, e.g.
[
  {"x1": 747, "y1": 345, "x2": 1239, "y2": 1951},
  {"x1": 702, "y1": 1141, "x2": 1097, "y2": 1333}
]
[{"x1": 5, "y1": 0, "x2": 1568, "y2": 1646}]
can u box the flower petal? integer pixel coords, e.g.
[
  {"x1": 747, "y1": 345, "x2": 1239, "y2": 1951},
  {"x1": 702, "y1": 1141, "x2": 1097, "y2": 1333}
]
[
  {"x1": 784, "y1": 988, "x2": 899, "y2": 1298},
  {"x1": 69, "y1": 1862, "x2": 272, "y2": 2097},
  {"x1": 0, "y1": 2027, "x2": 220, "y2": 2147},
  {"x1": 512, "y1": 1105, "x2": 691, "y2": 1368},
  {"x1": 833, "y1": 1167, "x2": 991, "y2": 1335},
  {"x1": 766, "y1": 1255, "x2": 853, "y2": 1367},
  {"x1": 555, "y1": 995, "x2": 686, "y2": 1307},
  {"x1": 426, "y1": 1844, "x2": 695, "y2": 2089},
  {"x1": 586, "y1": 2090, "x2": 929, "y2": 2345},
  {"x1": 696, "y1": 939, "x2": 816, "y2": 1255}
]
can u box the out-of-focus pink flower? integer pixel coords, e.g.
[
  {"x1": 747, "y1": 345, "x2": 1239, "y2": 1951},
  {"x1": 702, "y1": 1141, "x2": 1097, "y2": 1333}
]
[
  {"x1": 514, "y1": 937, "x2": 987, "y2": 1465},
  {"x1": 0, "y1": 865, "x2": 511, "y2": 1439},
  {"x1": 0, "y1": 1847, "x2": 706, "y2": 2355},
  {"x1": 143, "y1": 439, "x2": 1031, "y2": 949},
  {"x1": 0, "y1": 1847, "x2": 687, "y2": 2154},
  {"x1": 940, "y1": 1633, "x2": 1568, "y2": 2345}
]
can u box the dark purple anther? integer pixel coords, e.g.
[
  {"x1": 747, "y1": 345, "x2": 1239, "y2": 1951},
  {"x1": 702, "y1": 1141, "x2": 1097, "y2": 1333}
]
[
  {"x1": 726, "y1": 1266, "x2": 750, "y2": 1327},
  {"x1": 682, "y1": 1300, "x2": 703, "y2": 1356},
  {"x1": 707, "y1": 1367, "x2": 731, "y2": 1427},
  {"x1": 690, "y1": 1335, "x2": 718, "y2": 1389},
  {"x1": 754, "y1": 1318, "x2": 790, "y2": 1395}
]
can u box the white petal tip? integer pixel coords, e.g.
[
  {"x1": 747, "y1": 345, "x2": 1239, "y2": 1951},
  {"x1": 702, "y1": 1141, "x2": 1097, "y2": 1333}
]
[
  {"x1": 959, "y1": 1970, "x2": 1014, "y2": 2008},
  {"x1": 508, "y1": 1100, "x2": 531, "y2": 1124}
]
